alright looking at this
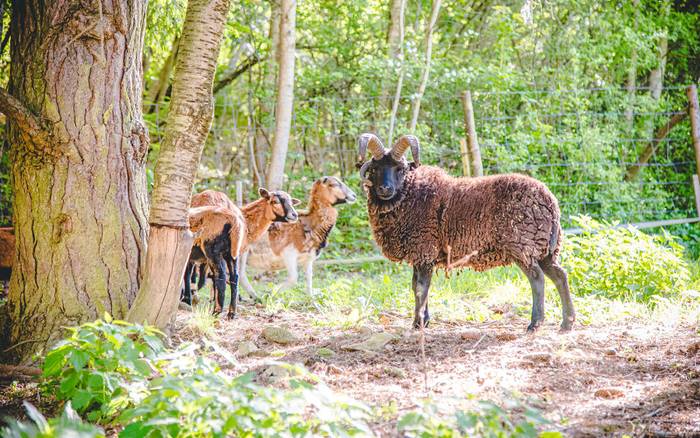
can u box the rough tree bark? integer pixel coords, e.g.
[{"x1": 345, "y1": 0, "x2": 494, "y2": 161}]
[
  {"x1": 387, "y1": 0, "x2": 406, "y2": 146},
  {"x1": 0, "y1": 1, "x2": 149, "y2": 363},
  {"x1": 127, "y1": 0, "x2": 230, "y2": 328},
  {"x1": 380, "y1": 0, "x2": 406, "y2": 108},
  {"x1": 409, "y1": 0, "x2": 442, "y2": 131},
  {"x1": 266, "y1": 0, "x2": 296, "y2": 190}
]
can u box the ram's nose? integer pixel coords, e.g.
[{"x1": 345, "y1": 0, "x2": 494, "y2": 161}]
[
  {"x1": 346, "y1": 192, "x2": 357, "y2": 203},
  {"x1": 286, "y1": 212, "x2": 298, "y2": 222},
  {"x1": 376, "y1": 185, "x2": 395, "y2": 200}
]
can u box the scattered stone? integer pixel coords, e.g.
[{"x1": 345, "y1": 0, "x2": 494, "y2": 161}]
[
  {"x1": 604, "y1": 348, "x2": 617, "y2": 356},
  {"x1": 522, "y1": 352, "x2": 553, "y2": 364},
  {"x1": 356, "y1": 325, "x2": 373, "y2": 336},
  {"x1": 237, "y1": 341, "x2": 259, "y2": 358},
  {"x1": 687, "y1": 341, "x2": 700, "y2": 356},
  {"x1": 384, "y1": 366, "x2": 406, "y2": 379},
  {"x1": 316, "y1": 347, "x2": 336, "y2": 358},
  {"x1": 178, "y1": 302, "x2": 193, "y2": 312},
  {"x1": 594, "y1": 388, "x2": 625, "y2": 399},
  {"x1": 460, "y1": 329, "x2": 482, "y2": 341},
  {"x1": 327, "y1": 364, "x2": 343, "y2": 375},
  {"x1": 496, "y1": 332, "x2": 518, "y2": 342},
  {"x1": 259, "y1": 364, "x2": 290, "y2": 384},
  {"x1": 262, "y1": 326, "x2": 299, "y2": 345},
  {"x1": 343, "y1": 332, "x2": 399, "y2": 353}
]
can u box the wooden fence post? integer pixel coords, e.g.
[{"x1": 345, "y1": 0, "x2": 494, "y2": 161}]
[
  {"x1": 459, "y1": 138, "x2": 471, "y2": 177},
  {"x1": 236, "y1": 180, "x2": 243, "y2": 207},
  {"x1": 461, "y1": 90, "x2": 483, "y2": 176},
  {"x1": 688, "y1": 85, "x2": 700, "y2": 218}
]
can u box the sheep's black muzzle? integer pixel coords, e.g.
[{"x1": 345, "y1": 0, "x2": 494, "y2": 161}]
[{"x1": 376, "y1": 185, "x2": 395, "y2": 200}]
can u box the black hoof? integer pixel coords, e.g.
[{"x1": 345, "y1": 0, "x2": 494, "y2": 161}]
[
  {"x1": 526, "y1": 321, "x2": 542, "y2": 333},
  {"x1": 226, "y1": 312, "x2": 236, "y2": 320}
]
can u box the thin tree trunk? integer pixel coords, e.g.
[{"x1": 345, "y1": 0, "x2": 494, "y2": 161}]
[
  {"x1": 387, "y1": 0, "x2": 407, "y2": 146},
  {"x1": 213, "y1": 54, "x2": 260, "y2": 95},
  {"x1": 127, "y1": 0, "x2": 230, "y2": 328},
  {"x1": 146, "y1": 36, "x2": 180, "y2": 110},
  {"x1": 624, "y1": 0, "x2": 639, "y2": 129},
  {"x1": 1, "y1": 1, "x2": 149, "y2": 363},
  {"x1": 624, "y1": 112, "x2": 687, "y2": 181},
  {"x1": 266, "y1": 0, "x2": 296, "y2": 190},
  {"x1": 381, "y1": 0, "x2": 406, "y2": 108},
  {"x1": 409, "y1": 0, "x2": 442, "y2": 132}
]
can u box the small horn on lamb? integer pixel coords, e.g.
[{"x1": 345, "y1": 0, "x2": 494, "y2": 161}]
[{"x1": 358, "y1": 132, "x2": 575, "y2": 334}]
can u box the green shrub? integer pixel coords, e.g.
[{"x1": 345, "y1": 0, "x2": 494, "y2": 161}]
[
  {"x1": 397, "y1": 399, "x2": 561, "y2": 438},
  {"x1": 41, "y1": 314, "x2": 167, "y2": 421},
  {"x1": 40, "y1": 317, "x2": 373, "y2": 437},
  {"x1": 562, "y1": 216, "x2": 690, "y2": 302},
  {"x1": 1, "y1": 402, "x2": 105, "y2": 438}
]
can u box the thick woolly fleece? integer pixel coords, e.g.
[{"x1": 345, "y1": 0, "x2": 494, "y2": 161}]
[{"x1": 367, "y1": 165, "x2": 561, "y2": 271}]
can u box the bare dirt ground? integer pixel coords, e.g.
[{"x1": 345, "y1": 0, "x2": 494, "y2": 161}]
[{"x1": 172, "y1": 305, "x2": 700, "y2": 437}]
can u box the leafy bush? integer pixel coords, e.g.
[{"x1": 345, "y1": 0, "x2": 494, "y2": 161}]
[
  {"x1": 1, "y1": 402, "x2": 105, "y2": 438},
  {"x1": 40, "y1": 317, "x2": 373, "y2": 437},
  {"x1": 397, "y1": 399, "x2": 561, "y2": 438},
  {"x1": 562, "y1": 216, "x2": 690, "y2": 301},
  {"x1": 41, "y1": 314, "x2": 167, "y2": 421}
]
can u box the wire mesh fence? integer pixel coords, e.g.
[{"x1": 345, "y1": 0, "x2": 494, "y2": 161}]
[{"x1": 142, "y1": 83, "x2": 699, "y2": 232}]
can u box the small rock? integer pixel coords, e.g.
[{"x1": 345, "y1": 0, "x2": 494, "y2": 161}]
[
  {"x1": 384, "y1": 366, "x2": 406, "y2": 378},
  {"x1": 594, "y1": 388, "x2": 625, "y2": 399},
  {"x1": 178, "y1": 302, "x2": 193, "y2": 312},
  {"x1": 496, "y1": 332, "x2": 518, "y2": 342},
  {"x1": 327, "y1": 364, "x2": 343, "y2": 375},
  {"x1": 687, "y1": 341, "x2": 700, "y2": 356},
  {"x1": 460, "y1": 329, "x2": 482, "y2": 341},
  {"x1": 259, "y1": 364, "x2": 290, "y2": 384},
  {"x1": 604, "y1": 348, "x2": 617, "y2": 356},
  {"x1": 237, "y1": 341, "x2": 259, "y2": 357},
  {"x1": 316, "y1": 347, "x2": 336, "y2": 358},
  {"x1": 523, "y1": 352, "x2": 553, "y2": 363},
  {"x1": 262, "y1": 326, "x2": 299, "y2": 345},
  {"x1": 356, "y1": 325, "x2": 373, "y2": 336},
  {"x1": 343, "y1": 332, "x2": 399, "y2": 353}
]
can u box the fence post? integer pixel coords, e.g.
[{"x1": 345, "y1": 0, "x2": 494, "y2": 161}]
[
  {"x1": 459, "y1": 138, "x2": 471, "y2": 177},
  {"x1": 235, "y1": 181, "x2": 243, "y2": 207},
  {"x1": 689, "y1": 85, "x2": 700, "y2": 176},
  {"x1": 461, "y1": 90, "x2": 483, "y2": 176}
]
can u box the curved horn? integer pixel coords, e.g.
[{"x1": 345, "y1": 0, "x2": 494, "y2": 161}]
[
  {"x1": 390, "y1": 135, "x2": 420, "y2": 166},
  {"x1": 357, "y1": 133, "x2": 386, "y2": 164},
  {"x1": 359, "y1": 160, "x2": 372, "y2": 181}
]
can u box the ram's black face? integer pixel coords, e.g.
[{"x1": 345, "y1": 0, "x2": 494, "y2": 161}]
[{"x1": 366, "y1": 155, "x2": 408, "y2": 202}]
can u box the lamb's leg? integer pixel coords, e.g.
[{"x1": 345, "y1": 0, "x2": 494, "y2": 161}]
[
  {"x1": 227, "y1": 257, "x2": 239, "y2": 320},
  {"x1": 197, "y1": 263, "x2": 207, "y2": 291},
  {"x1": 304, "y1": 258, "x2": 314, "y2": 295},
  {"x1": 206, "y1": 253, "x2": 227, "y2": 315},
  {"x1": 278, "y1": 247, "x2": 299, "y2": 292},
  {"x1": 412, "y1": 264, "x2": 433, "y2": 329},
  {"x1": 518, "y1": 262, "x2": 546, "y2": 332},
  {"x1": 182, "y1": 262, "x2": 194, "y2": 305},
  {"x1": 238, "y1": 251, "x2": 259, "y2": 301},
  {"x1": 539, "y1": 258, "x2": 575, "y2": 332}
]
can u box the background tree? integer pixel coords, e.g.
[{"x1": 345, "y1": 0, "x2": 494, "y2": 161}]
[{"x1": 0, "y1": 1, "x2": 149, "y2": 363}]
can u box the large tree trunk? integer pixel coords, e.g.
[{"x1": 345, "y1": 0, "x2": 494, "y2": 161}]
[
  {"x1": 387, "y1": 0, "x2": 407, "y2": 145},
  {"x1": 409, "y1": 0, "x2": 442, "y2": 132},
  {"x1": 127, "y1": 0, "x2": 230, "y2": 328},
  {"x1": 0, "y1": 1, "x2": 149, "y2": 363},
  {"x1": 380, "y1": 0, "x2": 406, "y2": 108},
  {"x1": 266, "y1": 0, "x2": 296, "y2": 190}
]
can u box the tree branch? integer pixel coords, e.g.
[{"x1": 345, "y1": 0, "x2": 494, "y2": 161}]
[
  {"x1": 213, "y1": 54, "x2": 260, "y2": 95},
  {"x1": 0, "y1": 88, "x2": 54, "y2": 153},
  {"x1": 624, "y1": 111, "x2": 687, "y2": 181}
]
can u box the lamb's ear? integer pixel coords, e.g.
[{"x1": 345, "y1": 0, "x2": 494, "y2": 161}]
[
  {"x1": 259, "y1": 188, "x2": 271, "y2": 199},
  {"x1": 292, "y1": 198, "x2": 302, "y2": 206}
]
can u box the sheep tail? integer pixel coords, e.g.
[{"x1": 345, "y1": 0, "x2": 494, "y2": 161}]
[{"x1": 548, "y1": 221, "x2": 560, "y2": 257}]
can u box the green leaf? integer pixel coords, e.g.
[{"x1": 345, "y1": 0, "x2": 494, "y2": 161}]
[
  {"x1": 43, "y1": 348, "x2": 68, "y2": 376},
  {"x1": 71, "y1": 389, "x2": 93, "y2": 411},
  {"x1": 59, "y1": 370, "x2": 81, "y2": 395},
  {"x1": 70, "y1": 350, "x2": 90, "y2": 370}
]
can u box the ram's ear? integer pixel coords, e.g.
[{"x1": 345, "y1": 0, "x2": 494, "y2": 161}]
[
  {"x1": 292, "y1": 198, "x2": 302, "y2": 206},
  {"x1": 258, "y1": 187, "x2": 271, "y2": 199}
]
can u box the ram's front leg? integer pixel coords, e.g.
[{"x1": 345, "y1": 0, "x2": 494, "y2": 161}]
[{"x1": 412, "y1": 264, "x2": 433, "y2": 328}]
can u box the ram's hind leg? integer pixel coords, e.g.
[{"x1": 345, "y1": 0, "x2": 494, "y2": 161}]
[
  {"x1": 182, "y1": 262, "x2": 194, "y2": 305},
  {"x1": 206, "y1": 252, "x2": 228, "y2": 315},
  {"x1": 412, "y1": 264, "x2": 433, "y2": 329},
  {"x1": 539, "y1": 257, "x2": 575, "y2": 331},
  {"x1": 518, "y1": 262, "x2": 545, "y2": 332}
]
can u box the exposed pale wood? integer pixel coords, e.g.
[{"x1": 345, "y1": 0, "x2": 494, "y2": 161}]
[
  {"x1": 409, "y1": 0, "x2": 442, "y2": 131},
  {"x1": 459, "y1": 138, "x2": 470, "y2": 177},
  {"x1": 127, "y1": 226, "x2": 193, "y2": 327},
  {"x1": 387, "y1": 0, "x2": 406, "y2": 146},
  {"x1": 693, "y1": 174, "x2": 700, "y2": 218},
  {"x1": 688, "y1": 85, "x2": 700, "y2": 176},
  {"x1": 461, "y1": 91, "x2": 483, "y2": 176}
]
